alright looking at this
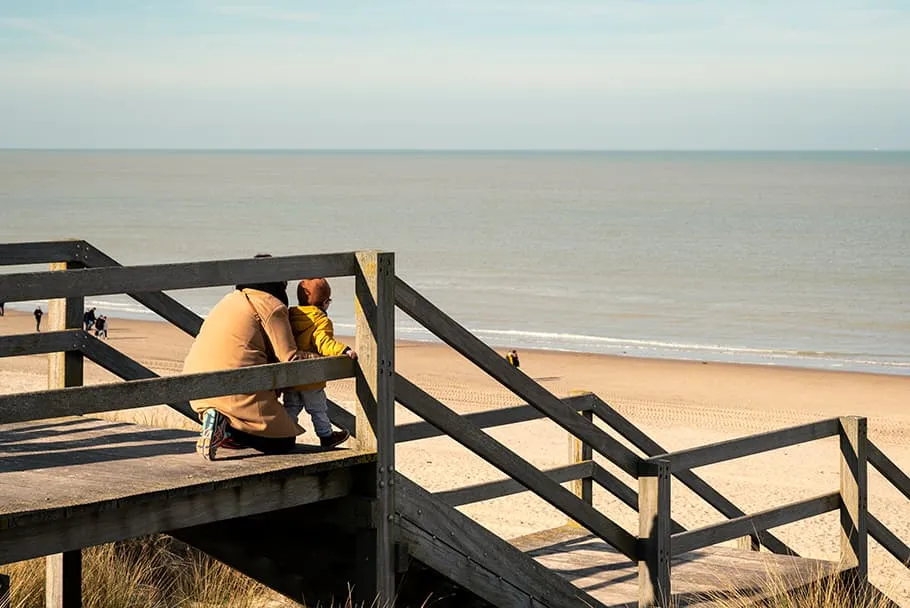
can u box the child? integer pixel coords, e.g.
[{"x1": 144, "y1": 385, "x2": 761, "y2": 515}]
[{"x1": 285, "y1": 278, "x2": 356, "y2": 449}]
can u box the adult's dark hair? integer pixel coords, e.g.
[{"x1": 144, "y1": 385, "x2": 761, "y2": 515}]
[{"x1": 235, "y1": 253, "x2": 289, "y2": 306}]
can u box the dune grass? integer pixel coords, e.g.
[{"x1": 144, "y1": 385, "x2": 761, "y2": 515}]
[{"x1": 0, "y1": 536, "x2": 294, "y2": 608}]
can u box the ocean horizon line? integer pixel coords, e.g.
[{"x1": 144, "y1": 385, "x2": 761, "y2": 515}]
[{"x1": 2, "y1": 147, "x2": 909, "y2": 154}]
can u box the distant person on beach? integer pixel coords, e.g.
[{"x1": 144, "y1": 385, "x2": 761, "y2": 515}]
[
  {"x1": 34, "y1": 307, "x2": 43, "y2": 332},
  {"x1": 0, "y1": 301, "x2": 4, "y2": 316},
  {"x1": 183, "y1": 255, "x2": 310, "y2": 461},
  {"x1": 84, "y1": 307, "x2": 96, "y2": 331},
  {"x1": 284, "y1": 278, "x2": 355, "y2": 450},
  {"x1": 506, "y1": 349, "x2": 520, "y2": 368},
  {"x1": 94, "y1": 315, "x2": 108, "y2": 339}
]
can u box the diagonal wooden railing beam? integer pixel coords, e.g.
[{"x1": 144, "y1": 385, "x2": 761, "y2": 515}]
[
  {"x1": 397, "y1": 393, "x2": 597, "y2": 443},
  {"x1": 0, "y1": 357, "x2": 355, "y2": 424},
  {"x1": 394, "y1": 277, "x2": 640, "y2": 478},
  {"x1": 78, "y1": 243, "x2": 204, "y2": 337},
  {"x1": 395, "y1": 374, "x2": 638, "y2": 559},
  {"x1": 0, "y1": 253, "x2": 359, "y2": 302},
  {"x1": 868, "y1": 441, "x2": 910, "y2": 503},
  {"x1": 0, "y1": 330, "x2": 83, "y2": 358},
  {"x1": 671, "y1": 492, "x2": 840, "y2": 555},
  {"x1": 868, "y1": 514, "x2": 910, "y2": 568},
  {"x1": 591, "y1": 463, "x2": 686, "y2": 535},
  {"x1": 78, "y1": 333, "x2": 196, "y2": 421},
  {"x1": 435, "y1": 462, "x2": 594, "y2": 507},
  {"x1": 591, "y1": 397, "x2": 796, "y2": 555},
  {"x1": 645, "y1": 418, "x2": 841, "y2": 473}
]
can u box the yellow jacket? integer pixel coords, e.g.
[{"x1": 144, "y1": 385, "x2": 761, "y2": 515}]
[{"x1": 288, "y1": 305, "x2": 350, "y2": 391}]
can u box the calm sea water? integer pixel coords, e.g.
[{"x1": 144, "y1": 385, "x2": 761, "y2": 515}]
[{"x1": 1, "y1": 150, "x2": 908, "y2": 375}]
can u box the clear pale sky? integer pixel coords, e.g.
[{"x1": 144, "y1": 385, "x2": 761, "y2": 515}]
[{"x1": 1, "y1": 1, "x2": 909, "y2": 149}]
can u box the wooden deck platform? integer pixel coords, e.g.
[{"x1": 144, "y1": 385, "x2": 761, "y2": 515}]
[
  {"x1": 0, "y1": 416, "x2": 376, "y2": 565},
  {"x1": 510, "y1": 526, "x2": 839, "y2": 607}
]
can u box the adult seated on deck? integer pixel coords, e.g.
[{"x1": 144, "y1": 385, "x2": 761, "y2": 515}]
[{"x1": 183, "y1": 266, "x2": 309, "y2": 461}]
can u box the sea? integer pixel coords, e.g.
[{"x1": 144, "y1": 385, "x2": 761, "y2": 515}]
[{"x1": 1, "y1": 150, "x2": 908, "y2": 376}]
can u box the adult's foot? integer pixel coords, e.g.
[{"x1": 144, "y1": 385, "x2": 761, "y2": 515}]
[{"x1": 196, "y1": 409, "x2": 229, "y2": 461}]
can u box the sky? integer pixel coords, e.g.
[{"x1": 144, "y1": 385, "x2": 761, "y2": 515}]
[{"x1": 1, "y1": 0, "x2": 909, "y2": 149}]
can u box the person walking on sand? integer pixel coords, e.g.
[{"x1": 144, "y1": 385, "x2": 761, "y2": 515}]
[
  {"x1": 95, "y1": 315, "x2": 108, "y2": 339},
  {"x1": 284, "y1": 278, "x2": 355, "y2": 449},
  {"x1": 506, "y1": 349, "x2": 520, "y2": 368},
  {"x1": 84, "y1": 307, "x2": 96, "y2": 331},
  {"x1": 34, "y1": 307, "x2": 43, "y2": 332}
]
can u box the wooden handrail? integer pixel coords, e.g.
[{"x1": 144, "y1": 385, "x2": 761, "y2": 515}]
[
  {"x1": 0, "y1": 357, "x2": 355, "y2": 424},
  {"x1": 0, "y1": 330, "x2": 83, "y2": 358},
  {"x1": 868, "y1": 441, "x2": 910, "y2": 502},
  {"x1": 0, "y1": 252, "x2": 358, "y2": 302},
  {"x1": 395, "y1": 373, "x2": 638, "y2": 559},
  {"x1": 590, "y1": 397, "x2": 796, "y2": 555},
  {"x1": 435, "y1": 462, "x2": 594, "y2": 507},
  {"x1": 395, "y1": 277, "x2": 641, "y2": 478},
  {"x1": 0, "y1": 240, "x2": 85, "y2": 266},
  {"x1": 79, "y1": 333, "x2": 196, "y2": 421},
  {"x1": 671, "y1": 492, "x2": 840, "y2": 555},
  {"x1": 645, "y1": 418, "x2": 841, "y2": 473},
  {"x1": 396, "y1": 393, "x2": 597, "y2": 443}
]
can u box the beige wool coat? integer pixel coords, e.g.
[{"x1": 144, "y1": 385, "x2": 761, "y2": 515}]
[{"x1": 183, "y1": 288, "x2": 304, "y2": 438}]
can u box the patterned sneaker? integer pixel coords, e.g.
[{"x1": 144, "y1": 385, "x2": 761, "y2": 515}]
[
  {"x1": 319, "y1": 429, "x2": 350, "y2": 449},
  {"x1": 197, "y1": 409, "x2": 229, "y2": 461}
]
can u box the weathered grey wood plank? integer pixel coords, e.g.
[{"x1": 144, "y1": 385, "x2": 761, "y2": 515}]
[
  {"x1": 353, "y1": 250, "x2": 396, "y2": 604},
  {"x1": 0, "y1": 449, "x2": 366, "y2": 565},
  {"x1": 671, "y1": 492, "x2": 840, "y2": 556},
  {"x1": 648, "y1": 418, "x2": 841, "y2": 473},
  {"x1": 396, "y1": 374, "x2": 638, "y2": 559},
  {"x1": 77, "y1": 244, "x2": 203, "y2": 336},
  {"x1": 868, "y1": 513, "x2": 910, "y2": 567},
  {"x1": 0, "y1": 252, "x2": 358, "y2": 302},
  {"x1": 839, "y1": 417, "x2": 868, "y2": 582},
  {"x1": 0, "y1": 330, "x2": 82, "y2": 358},
  {"x1": 591, "y1": 397, "x2": 793, "y2": 556},
  {"x1": 0, "y1": 241, "x2": 83, "y2": 267},
  {"x1": 395, "y1": 277, "x2": 640, "y2": 477},
  {"x1": 397, "y1": 474, "x2": 606, "y2": 608},
  {"x1": 435, "y1": 462, "x2": 594, "y2": 507},
  {"x1": 868, "y1": 440, "x2": 910, "y2": 502},
  {"x1": 638, "y1": 459, "x2": 671, "y2": 608},
  {"x1": 78, "y1": 333, "x2": 196, "y2": 421},
  {"x1": 397, "y1": 395, "x2": 595, "y2": 443},
  {"x1": 0, "y1": 356, "x2": 355, "y2": 424}
]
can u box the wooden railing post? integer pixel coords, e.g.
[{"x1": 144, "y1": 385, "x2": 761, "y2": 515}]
[
  {"x1": 839, "y1": 416, "x2": 868, "y2": 584},
  {"x1": 46, "y1": 260, "x2": 83, "y2": 608},
  {"x1": 354, "y1": 251, "x2": 396, "y2": 605},
  {"x1": 639, "y1": 459, "x2": 671, "y2": 608},
  {"x1": 567, "y1": 392, "x2": 593, "y2": 528}
]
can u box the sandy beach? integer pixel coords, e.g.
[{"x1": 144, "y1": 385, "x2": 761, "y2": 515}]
[{"x1": 1, "y1": 309, "x2": 909, "y2": 600}]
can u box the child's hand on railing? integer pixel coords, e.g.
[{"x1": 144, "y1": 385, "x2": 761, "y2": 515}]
[{"x1": 345, "y1": 348, "x2": 358, "y2": 361}]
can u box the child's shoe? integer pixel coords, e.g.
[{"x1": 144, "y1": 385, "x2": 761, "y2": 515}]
[{"x1": 319, "y1": 429, "x2": 350, "y2": 449}]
